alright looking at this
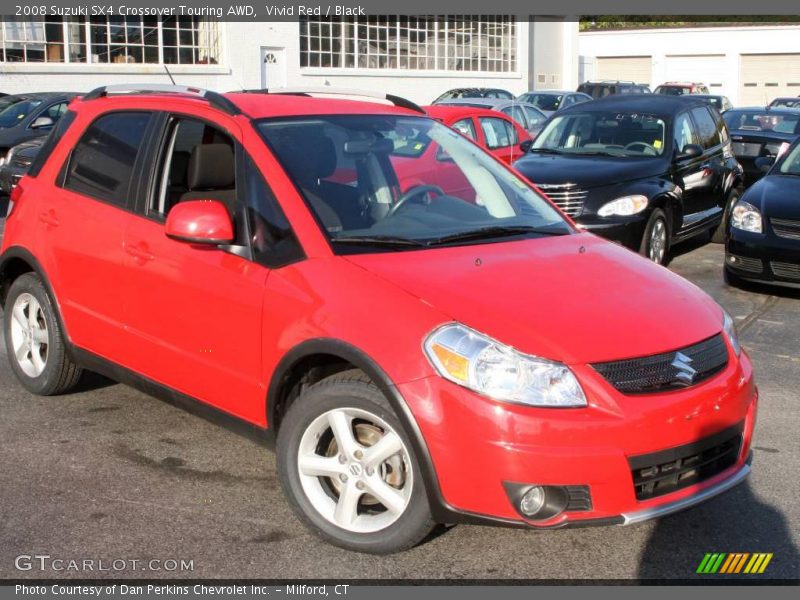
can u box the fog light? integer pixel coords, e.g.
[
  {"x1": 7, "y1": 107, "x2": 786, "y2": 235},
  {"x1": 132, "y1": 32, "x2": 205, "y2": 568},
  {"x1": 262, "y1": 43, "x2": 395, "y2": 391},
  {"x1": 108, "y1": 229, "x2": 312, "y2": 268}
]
[{"x1": 519, "y1": 486, "x2": 546, "y2": 516}]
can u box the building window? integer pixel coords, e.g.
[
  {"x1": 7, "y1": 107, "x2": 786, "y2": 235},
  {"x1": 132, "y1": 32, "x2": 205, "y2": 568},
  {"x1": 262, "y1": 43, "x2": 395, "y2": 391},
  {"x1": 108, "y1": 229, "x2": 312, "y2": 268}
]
[
  {"x1": 0, "y1": 16, "x2": 220, "y2": 65},
  {"x1": 300, "y1": 16, "x2": 517, "y2": 72}
]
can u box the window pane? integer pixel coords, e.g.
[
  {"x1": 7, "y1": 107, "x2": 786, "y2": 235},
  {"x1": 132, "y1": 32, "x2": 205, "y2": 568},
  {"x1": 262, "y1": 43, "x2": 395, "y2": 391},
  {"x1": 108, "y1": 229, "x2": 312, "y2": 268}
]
[
  {"x1": 452, "y1": 118, "x2": 476, "y2": 140},
  {"x1": 480, "y1": 117, "x2": 512, "y2": 149},
  {"x1": 691, "y1": 106, "x2": 721, "y2": 148},
  {"x1": 64, "y1": 112, "x2": 151, "y2": 204}
]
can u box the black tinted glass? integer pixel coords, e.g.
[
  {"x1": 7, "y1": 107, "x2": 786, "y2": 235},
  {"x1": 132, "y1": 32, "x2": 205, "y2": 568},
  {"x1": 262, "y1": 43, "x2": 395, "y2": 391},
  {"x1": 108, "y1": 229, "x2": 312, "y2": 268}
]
[{"x1": 691, "y1": 106, "x2": 721, "y2": 148}]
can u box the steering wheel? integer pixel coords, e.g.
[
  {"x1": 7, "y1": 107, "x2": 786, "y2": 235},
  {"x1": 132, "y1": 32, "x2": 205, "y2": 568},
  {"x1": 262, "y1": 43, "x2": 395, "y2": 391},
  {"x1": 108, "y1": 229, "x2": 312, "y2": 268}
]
[
  {"x1": 387, "y1": 185, "x2": 445, "y2": 217},
  {"x1": 624, "y1": 142, "x2": 658, "y2": 156}
]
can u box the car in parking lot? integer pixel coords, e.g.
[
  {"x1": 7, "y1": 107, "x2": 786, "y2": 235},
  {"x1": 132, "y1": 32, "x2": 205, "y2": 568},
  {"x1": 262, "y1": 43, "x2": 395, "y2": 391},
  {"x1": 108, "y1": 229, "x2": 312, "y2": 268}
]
[
  {"x1": 431, "y1": 87, "x2": 513, "y2": 103},
  {"x1": 0, "y1": 92, "x2": 78, "y2": 165},
  {"x1": 768, "y1": 97, "x2": 800, "y2": 109},
  {"x1": 722, "y1": 106, "x2": 800, "y2": 185},
  {"x1": 431, "y1": 98, "x2": 547, "y2": 138},
  {"x1": 0, "y1": 137, "x2": 44, "y2": 194},
  {"x1": 0, "y1": 84, "x2": 756, "y2": 555},
  {"x1": 725, "y1": 136, "x2": 800, "y2": 288},
  {"x1": 577, "y1": 80, "x2": 651, "y2": 99},
  {"x1": 516, "y1": 90, "x2": 592, "y2": 116},
  {"x1": 691, "y1": 94, "x2": 734, "y2": 113},
  {"x1": 654, "y1": 82, "x2": 710, "y2": 96},
  {"x1": 513, "y1": 95, "x2": 743, "y2": 264}
]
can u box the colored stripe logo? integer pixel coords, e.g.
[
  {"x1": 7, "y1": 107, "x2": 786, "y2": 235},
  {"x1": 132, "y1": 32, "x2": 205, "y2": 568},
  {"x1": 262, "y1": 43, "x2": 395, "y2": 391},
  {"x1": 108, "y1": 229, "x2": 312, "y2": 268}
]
[{"x1": 697, "y1": 553, "x2": 773, "y2": 574}]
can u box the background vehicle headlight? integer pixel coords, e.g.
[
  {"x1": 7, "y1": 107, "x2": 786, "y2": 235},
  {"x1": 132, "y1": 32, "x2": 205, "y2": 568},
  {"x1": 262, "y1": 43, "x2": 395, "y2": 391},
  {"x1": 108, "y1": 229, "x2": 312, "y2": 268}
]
[
  {"x1": 597, "y1": 195, "x2": 649, "y2": 217},
  {"x1": 730, "y1": 200, "x2": 762, "y2": 233},
  {"x1": 424, "y1": 323, "x2": 587, "y2": 407},
  {"x1": 721, "y1": 308, "x2": 741, "y2": 357}
]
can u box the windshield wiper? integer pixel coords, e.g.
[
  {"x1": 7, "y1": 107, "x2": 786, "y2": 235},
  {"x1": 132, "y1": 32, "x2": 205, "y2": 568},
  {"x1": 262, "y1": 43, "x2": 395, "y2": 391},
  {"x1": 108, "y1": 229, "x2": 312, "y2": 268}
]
[
  {"x1": 528, "y1": 147, "x2": 563, "y2": 155},
  {"x1": 426, "y1": 225, "x2": 569, "y2": 245},
  {"x1": 332, "y1": 235, "x2": 427, "y2": 247}
]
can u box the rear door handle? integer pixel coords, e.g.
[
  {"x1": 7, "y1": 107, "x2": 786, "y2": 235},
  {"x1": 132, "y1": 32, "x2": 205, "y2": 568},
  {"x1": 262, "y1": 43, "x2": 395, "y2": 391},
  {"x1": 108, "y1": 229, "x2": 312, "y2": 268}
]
[{"x1": 38, "y1": 210, "x2": 59, "y2": 227}]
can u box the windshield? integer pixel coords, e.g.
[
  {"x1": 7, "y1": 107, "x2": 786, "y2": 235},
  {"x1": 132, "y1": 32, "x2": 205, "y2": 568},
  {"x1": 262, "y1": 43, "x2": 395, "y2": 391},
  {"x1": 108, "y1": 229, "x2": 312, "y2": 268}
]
[
  {"x1": 770, "y1": 99, "x2": 800, "y2": 109},
  {"x1": 0, "y1": 99, "x2": 42, "y2": 128},
  {"x1": 655, "y1": 86, "x2": 688, "y2": 96},
  {"x1": 257, "y1": 115, "x2": 571, "y2": 251},
  {"x1": 520, "y1": 93, "x2": 562, "y2": 111},
  {"x1": 531, "y1": 111, "x2": 667, "y2": 157},
  {"x1": 778, "y1": 141, "x2": 800, "y2": 176},
  {"x1": 723, "y1": 110, "x2": 800, "y2": 134}
]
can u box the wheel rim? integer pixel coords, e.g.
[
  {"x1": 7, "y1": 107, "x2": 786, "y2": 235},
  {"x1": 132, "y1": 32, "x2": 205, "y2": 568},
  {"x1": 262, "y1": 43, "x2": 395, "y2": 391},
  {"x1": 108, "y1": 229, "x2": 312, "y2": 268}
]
[
  {"x1": 649, "y1": 219, "x2": 667, "y2": 264},
  {"x1": 9, "y1": 293, "x2": 49, "y2": 378},
  {"x1": 297, "y1": 407, "x2": 413, "y2": 533}
]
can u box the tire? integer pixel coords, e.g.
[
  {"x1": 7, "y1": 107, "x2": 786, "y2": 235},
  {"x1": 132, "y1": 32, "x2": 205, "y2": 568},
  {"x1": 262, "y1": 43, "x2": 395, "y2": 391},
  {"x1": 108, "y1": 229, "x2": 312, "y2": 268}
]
[
  {"x1": 712, "y1": 188, "x2": 741, "y2": 244},
  {"x1": 639, "y1": 208, "x2": 670, "y2": 265},
  {"x1": 276, "y1": 369, "x2": 435, "y2": 554},
  {"x1": 3, "y1": 272, "x2": 82, "y2": 395}
]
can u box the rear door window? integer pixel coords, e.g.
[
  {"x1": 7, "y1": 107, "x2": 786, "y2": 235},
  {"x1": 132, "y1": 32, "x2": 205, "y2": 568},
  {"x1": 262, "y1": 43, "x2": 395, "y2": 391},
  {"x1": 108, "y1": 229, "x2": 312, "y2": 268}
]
[
  {"x1": 690, "y1": 106, "x2": 722, "y2": 149},
  {"x1": 479, "y1": 117, "x2": 517, "y2": 149},
  {"x1": 503, "y1": 105, "x2": 528, "y2": 129}
]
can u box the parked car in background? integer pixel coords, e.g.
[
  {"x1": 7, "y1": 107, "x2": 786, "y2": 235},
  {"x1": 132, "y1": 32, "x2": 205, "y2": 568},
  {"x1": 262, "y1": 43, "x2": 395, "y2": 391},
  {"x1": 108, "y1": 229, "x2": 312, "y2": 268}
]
[
  {"x1": 0, "y1": 137, "x2": 44, "y2": 194},
  {"x1": 691, "y1": 94, "x2": 734, "y2": 113},
  {"x1": 722, "y1": 106, "x2": 800, "y2": 185},
  {"x1": 768, "y1": 97, "x2": 800, "y2": 109},
  {"x1": 423, "y1": 104, "x2": 531, "y2": 165},
  {"x1": 432, "y1": 87, "x2": 513, "y2": 103},
  {"x1": 513, "y1": 95, "x2": 743, "y2": 264},
  {"x1": 516, "y1": 90, "x2": 592, "y2": 116},
  {"x1": 725, "y1": 137, "x2": 800, "y2": 288},
  {"x1": 432, "y1": 98, "x2": 547, "y2": 138},
  {"x1": 0, "y1": 92, "x2": 79, "y2": 164},
  {"x1": 654, "y1": 82, "x2": 710, "y2": 95},
  {"x1": 577, "y1": 80, "x2": 651, "y2": 99}
]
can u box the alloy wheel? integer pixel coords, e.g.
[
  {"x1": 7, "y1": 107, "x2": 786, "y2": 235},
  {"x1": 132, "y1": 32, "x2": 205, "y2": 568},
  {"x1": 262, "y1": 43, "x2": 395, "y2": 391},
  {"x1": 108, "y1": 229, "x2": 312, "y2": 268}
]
[
  {"x1": 649, "y1": 219, "x2": 667, "y2": 264},
  {"x1": 9, "y1": 293, "x2": 50, "y2": 378}
]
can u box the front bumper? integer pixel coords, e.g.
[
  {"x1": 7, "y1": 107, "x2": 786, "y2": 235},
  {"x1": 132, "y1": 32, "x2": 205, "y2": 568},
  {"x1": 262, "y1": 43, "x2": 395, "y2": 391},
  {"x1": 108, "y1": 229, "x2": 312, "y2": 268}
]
[
  {"x1": 399, "y1": 347, "x2": 757, "y2": 528},
  {"x1": 574, "y1": 212, "x2": 649, "y2": 251},
  {"x1": 726, "y1": 228, "x2": 800, "y2": 287}
]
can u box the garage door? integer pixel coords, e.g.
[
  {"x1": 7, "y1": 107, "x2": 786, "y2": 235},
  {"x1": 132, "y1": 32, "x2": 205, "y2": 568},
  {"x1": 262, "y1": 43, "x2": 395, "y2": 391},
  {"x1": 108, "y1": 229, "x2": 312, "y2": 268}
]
[
  {"x1": 740, "y1": 54, "x2": 800, "y2": 106},
  {"x1": 663, "y1": 55, "x2": 727, "y2": 92},
  {"x1": 596, "y1": 56, "x2": 652, "y2": 86}
]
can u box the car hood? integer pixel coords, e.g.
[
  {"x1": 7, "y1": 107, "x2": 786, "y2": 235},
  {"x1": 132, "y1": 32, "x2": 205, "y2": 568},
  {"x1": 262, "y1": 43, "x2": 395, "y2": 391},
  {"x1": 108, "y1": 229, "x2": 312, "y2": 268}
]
[
  {"x1": 745, "y1": 174, "x2": 800, "y2": 219},
  {"x1": 513, "y1": 154, "x2": 666, "y2": 188},
  {"x1": 345, "y1": 233, "x2": 722, "y2": 364}
]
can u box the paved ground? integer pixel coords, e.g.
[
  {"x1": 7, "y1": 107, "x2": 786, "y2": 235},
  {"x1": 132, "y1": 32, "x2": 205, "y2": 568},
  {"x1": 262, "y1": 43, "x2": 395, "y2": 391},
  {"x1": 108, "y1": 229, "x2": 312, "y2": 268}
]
[{"x1": 0, "y1": 227, "x2": 798, "y2": 580}]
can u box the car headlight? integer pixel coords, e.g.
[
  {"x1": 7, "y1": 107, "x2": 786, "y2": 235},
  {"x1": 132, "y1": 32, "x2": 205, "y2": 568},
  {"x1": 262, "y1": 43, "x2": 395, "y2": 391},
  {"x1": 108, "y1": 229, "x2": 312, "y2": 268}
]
[
  {"x1": 423, "y1": 323, "x2": 587, "y2": 407},
  {"x1": 730, "y1": 199, "x2": 762, "y2": 233},
  {"x1": 597, "y1": 195, "x2": 649, "y2": 217},
  {"x1": 721, "y1": 308, "x2": 741, "y2": 357}
]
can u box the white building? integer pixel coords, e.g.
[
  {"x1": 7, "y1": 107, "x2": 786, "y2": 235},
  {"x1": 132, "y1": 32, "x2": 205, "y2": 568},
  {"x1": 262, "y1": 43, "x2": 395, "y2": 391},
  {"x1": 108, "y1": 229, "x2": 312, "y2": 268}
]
[
  {"x1": 0, "y1": 16, "x2": 578, "y2": 104},
  {"x1": 579, "y1": 24, "x2": 800, "y2": 106}
]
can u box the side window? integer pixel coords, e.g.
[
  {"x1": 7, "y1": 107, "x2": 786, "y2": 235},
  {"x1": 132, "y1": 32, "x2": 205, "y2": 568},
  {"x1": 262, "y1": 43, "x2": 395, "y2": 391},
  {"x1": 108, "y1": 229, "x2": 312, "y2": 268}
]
[
  {"x1": 522, "y1": 106, "x2": 545, "y2": 128},
  {"x1": 503, "y1": 105, "x2": 528, "y2": 129},
  {"x1": 451, "y1": 118, "x2": 476, "y2": 141},
  {"x1": 691, "y1": 106, "x2": 722, "y2": 149},
  {"x1": 562, "y1": 95, "x2": 574, "y2": 107},
  {"x1": 45, "y1": 102, "x2": 68, "y2": 122},
  {"x1": 150, "y1": 116, "x2": 236, "y2": 220},
  {"x1": 244, "y1": 154, "x2": 305, "y2": 268},
  {"x1": 63, "y1": 111, "x2": 151, "y2": 205},
  {"x1": 479, "y1": 117, "x2": 515, "y2": 149},
  {"x1": 673, "y1": 112, "x2": 698, "y2": 153}
]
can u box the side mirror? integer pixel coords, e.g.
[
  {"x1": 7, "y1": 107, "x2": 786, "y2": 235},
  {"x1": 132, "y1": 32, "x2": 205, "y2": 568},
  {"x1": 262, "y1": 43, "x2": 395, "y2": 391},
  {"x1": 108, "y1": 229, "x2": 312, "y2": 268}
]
[
  {"x1": 754, "y1": 156, "x2": 775, "y2": 174},
  {"x1": 520, "y1": 139, "x2": 533, "y2": 153},
  {"x1": 165, "y1": 200, "x2": 234, "y2": 245},
  {"x1": 675, "y1": 143, "x2": 703, "y2": 161},
  {"x1": 30, "y1": 116, "x2": 54, "y2": 129}
]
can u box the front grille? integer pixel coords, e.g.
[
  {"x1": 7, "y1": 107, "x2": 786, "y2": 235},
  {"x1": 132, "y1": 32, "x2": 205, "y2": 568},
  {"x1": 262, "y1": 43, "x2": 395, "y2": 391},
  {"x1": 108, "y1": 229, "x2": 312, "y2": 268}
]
[
  {"x1": 726, "y1": 253, "x2": 763, "y2": 273},
  {"x1": 770, "y1": 218, "x2": 800, "y2": 241},
  {"x1": 629, "y1": 422, "x2": 743, "y2": 500},
  {"x1": 771, "y1": 261, "x2": 800, "y2": 280},
  {"x1": 534, "y1": 183, "x2": 588, "y2": 217},
  {"x1": 592, "y1": 334, "x2": 728, "y2": 394}
]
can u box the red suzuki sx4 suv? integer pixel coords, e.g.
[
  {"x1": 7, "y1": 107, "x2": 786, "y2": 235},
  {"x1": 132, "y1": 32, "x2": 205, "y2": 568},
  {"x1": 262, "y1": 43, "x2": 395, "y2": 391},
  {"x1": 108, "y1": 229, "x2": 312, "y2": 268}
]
[{"x1": 0, "y1": 86, "x2": 757, "y2": 554}]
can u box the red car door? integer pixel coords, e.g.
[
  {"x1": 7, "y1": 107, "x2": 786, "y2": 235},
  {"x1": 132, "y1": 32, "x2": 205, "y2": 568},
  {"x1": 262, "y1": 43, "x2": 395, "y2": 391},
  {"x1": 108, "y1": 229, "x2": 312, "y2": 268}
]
[{"x1": 119, "y1": 112, "x2": 268, "y2": 422}]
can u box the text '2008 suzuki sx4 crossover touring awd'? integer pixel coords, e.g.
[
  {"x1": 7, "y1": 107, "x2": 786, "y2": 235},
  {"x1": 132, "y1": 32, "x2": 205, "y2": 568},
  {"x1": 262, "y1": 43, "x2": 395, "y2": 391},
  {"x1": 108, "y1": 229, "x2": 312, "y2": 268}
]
[{"x1": 0, "y1": 86, "x2": 757, "y2": 554}]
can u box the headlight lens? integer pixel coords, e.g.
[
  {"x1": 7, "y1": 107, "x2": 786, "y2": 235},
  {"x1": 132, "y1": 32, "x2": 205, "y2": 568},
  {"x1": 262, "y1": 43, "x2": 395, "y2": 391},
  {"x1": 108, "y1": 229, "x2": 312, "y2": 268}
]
[
  {"x1": 424, "y1": 323, "x2": 587, "y2": 407},
  {"x1": 597, "y1": 195, "x2": 649, "y2": 217},
  {"x1": 730, "y1": 200, "x2": 762, "y2": 233},
  {"x1": 721, "y1": 308, "x2": 741, "y2": 356}
]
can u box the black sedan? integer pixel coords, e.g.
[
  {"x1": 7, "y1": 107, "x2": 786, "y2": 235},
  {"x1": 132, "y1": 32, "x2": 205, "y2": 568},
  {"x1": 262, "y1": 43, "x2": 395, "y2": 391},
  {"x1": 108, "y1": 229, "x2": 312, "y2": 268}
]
[
  {"x1": 725, "y1": 138, "x2": 800, "y2": 288},
  {"x1": 723, "y1": 107, "x2": 800, "y2": 185},
  {"x1": 0, "y1": 92, "x2": 79, "y2": 162},
  {"x1": 0, "y1": 137, "x2": 43, "y2": 194}
]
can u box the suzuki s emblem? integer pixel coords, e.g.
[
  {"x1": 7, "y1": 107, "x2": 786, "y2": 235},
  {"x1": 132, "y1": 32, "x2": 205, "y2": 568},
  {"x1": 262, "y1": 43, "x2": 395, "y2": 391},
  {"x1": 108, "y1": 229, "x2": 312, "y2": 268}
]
[{"x1": 671, "y1": 352, "x2": 697, "y2": 384}]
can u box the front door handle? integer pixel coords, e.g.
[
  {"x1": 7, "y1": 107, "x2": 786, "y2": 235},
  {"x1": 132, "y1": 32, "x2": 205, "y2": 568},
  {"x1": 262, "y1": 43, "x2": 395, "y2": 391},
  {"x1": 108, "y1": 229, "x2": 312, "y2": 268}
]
[{"x1": 125, "y1": 243, "x2": 155, "y2": 263}]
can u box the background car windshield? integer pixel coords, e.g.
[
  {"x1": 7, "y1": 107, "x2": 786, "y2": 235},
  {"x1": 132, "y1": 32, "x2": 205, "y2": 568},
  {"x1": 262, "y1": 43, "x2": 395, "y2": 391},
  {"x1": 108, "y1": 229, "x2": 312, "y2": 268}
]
[
  {"x1": 723, "y1": 110, "x2": 800, "y2": 134},
  {"x1": 520, "y1": 93, "x2": 562, "y2": 111},
  {"x1": 0, "y1": 100, "x2": 42, "y2": 128},
  {"x1": 532, "y1": 111, "x2": 667, "y2": 157},
  {"x1": 655, "y1": 86, "x2": 687, "y2": 96},
  {"x1": 257, "y1": 115, "x2": 570, "y2": 248},
  {"x1": 778, "y1": 142, "x2": 800, "y2": 175}
]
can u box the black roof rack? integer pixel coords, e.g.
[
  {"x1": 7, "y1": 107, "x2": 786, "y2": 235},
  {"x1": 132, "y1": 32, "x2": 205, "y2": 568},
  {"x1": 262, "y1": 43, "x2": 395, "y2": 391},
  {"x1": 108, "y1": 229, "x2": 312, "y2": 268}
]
[
  {"x1": 236, "y1": 86, "x2": 425, "y2": 114},
  {"x1": 83, "y1": 84, "x2": 240, "y2": 115}
]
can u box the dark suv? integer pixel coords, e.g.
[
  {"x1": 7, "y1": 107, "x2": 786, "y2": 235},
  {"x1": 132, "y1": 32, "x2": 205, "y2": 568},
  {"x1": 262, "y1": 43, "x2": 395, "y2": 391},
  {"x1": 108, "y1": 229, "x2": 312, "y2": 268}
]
[
  {"x1": 513, "y1": 95, "x2": 743, "y2": 264},
  {"x1": 577, "y1": 80, "x2": 651, "y2": 99}
]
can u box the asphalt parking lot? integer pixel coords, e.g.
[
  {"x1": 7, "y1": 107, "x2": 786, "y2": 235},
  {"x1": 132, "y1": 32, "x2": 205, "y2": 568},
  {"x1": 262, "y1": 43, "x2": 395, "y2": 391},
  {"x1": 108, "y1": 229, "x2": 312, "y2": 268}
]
[{"x1": 0, "y1": 215, "x2": 798, "y2": 579}]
